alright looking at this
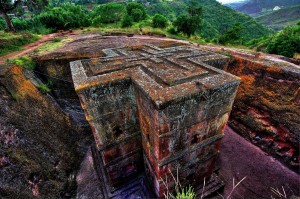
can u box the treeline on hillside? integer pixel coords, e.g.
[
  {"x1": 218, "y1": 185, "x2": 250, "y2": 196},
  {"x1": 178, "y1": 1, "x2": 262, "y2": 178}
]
[
  {"x1": 248, "y1": 21, "x2": 300, "y2": 58},
  {"x1": 0, "y1": 1, "x2": 202, "y2": 37},
  {"x1": 0, "y1": 0, "x2": 299, "y2": 58},
  {"x1": 1, "y1": 0, "x2": 274, "y2": 40},
  {"x1": 147, "y1": 0, "x2": 274, "y2": 41}
]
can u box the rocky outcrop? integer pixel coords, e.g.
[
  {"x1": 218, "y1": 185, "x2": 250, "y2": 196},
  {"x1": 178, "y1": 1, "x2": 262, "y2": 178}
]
[
  {"x1": 0, "y1": 65, "x2": 91, "y2": 198},
  {"x1": 199, "y1": 46, "x2": 300, "y2": 172},
  {"x1": 70, "y1": 43, "x2": 240, "y2": 197}
]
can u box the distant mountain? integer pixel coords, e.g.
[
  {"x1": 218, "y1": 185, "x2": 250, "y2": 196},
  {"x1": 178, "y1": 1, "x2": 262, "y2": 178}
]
[
  {"x1": 235, "y1": 0, "x2": 300, "y2": 16},
  {"x1": 147, "y1": 0, "x2": 274, "y2": 40},
  {"x1": 224, "y1": 0, "x2": 248, "y2": 9},
  {"x1": 256, "y1": 5, "x2": 300, "y2": 31}
]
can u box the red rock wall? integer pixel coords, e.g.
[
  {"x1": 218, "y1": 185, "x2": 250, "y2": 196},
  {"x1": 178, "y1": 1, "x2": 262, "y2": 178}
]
[
  {"x1": 134, "y1": 83, "x2": 238, "y2": 197},
  {"x1": 222, "y1": 56, "x2": 300, "y2": 171},
  {"x1": 71, "y1": 43, "x2": 240, "y2": 198},
  {"x1": 77, "y1": 79, "x2": 144, "y2": 188}
]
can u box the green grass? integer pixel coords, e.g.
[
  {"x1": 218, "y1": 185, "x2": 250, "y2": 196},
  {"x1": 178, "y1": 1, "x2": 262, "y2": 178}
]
[
  {"x1": 6, "y1": 56, "x2": 35, "y2": 70},
  {"x1": 34, "y1": 37, "x2": 73, "y2": 55},
  {"x1": 10, "y1": 91, "x2": 20, "y2": 102},
  {"x1": 0, "y1": 31, "x2": 40, "y2": 56},
  {"x1": 176, "y1": 186, "x2": 196, "y2": 199},
  {"x1": 37, "y1": 83, "x2": 51, "y2": 93},
  {"x1": 94, "y1": 22, "x2": 208, "y2": 44}
]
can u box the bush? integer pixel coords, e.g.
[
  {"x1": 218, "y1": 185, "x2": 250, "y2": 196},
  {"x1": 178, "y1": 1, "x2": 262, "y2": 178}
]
[
  {"x1": 5, "y1": 17, "x2": 53, "y2": 34},
  {"x1": 167, "y1": 27, "x2": 177, "y2": 34},
  {"x1": 266, "y1": 25, "x2": 300, "y2": 57},
  {"x1": 0, "y1": 18, "x2": 5, "y2": 30},
  {"x1": 131, "y1": 8, "x2": 144, "y2": 22},
  {"x1": 121, "y1": 14, "x2": 133, "y2": 28},
  {"x1": 39, "y1": 3, "x2": 90, "y2": 30},
  {"x1": 7, "y1": 56, "x2": 35, "y2": 70},
  {"x1": 91, "y1": 3, "x2": 125, "y2": 24},
  {"x1": 219, "y1": 23, "x2": 243, "y2": 44},
  {"x1": 126, "y1": 2, "x2": 147, "y2": 22},
  {"x1": 152, "y1": 14, "x2": 168, "y2": 29},
  {"x1": 0, "y1": 32, "x2": 39, "y2": 56},
  {"x1": 11, "y1": 18, "x2": 29, "y2": 31},
  {"x1": 173, "y1": 1, "x2": 202, "y2": 37},
  {"x1": 176, "y1": 186, "x2": 196, "y2": 199},
  {"x1": 37, "y1": 83, "x2": 51, "y2": 93}
]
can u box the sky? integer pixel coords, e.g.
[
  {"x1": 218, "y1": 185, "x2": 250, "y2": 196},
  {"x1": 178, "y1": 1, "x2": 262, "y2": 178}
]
[{"x1": 217, "y1": 0, "x2": 245, "y2": 4}]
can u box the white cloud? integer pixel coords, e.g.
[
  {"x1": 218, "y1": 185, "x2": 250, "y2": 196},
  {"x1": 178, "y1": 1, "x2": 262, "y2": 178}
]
[{"x1": 217, "y1": 0, "x2": 244, "y2": 4}]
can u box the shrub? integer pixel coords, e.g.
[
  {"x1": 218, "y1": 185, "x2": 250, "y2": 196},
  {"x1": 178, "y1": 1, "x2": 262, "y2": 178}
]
[
  {"x1": 0, "y1": 32, "x2": 39, "y2": 56},
  {"x1": 52, "y1": 38, "x2": 61, "y2": 42},
  {"x1": 6, "y1": 17, "x2": 52, "y2": 34},
  {"x1": 266, "y1": 25, "x2": 300, "y2": 58},
  {"x1": 11, "y1": 18, "x2": 29, "y2": 31},
  {"x1": 37, "y1": 83, "x2": 51, "y2": 93},
  {"x1": 173, "y1": 1, "x2": 202, "y2": 37},
  {"x1": 0, "y1": 18, "x2": 5, "y2": 30},
  {"x1": 176, "y1": 186, "x2": 196, "y2": 199},
  {"x1": 167, "y1": 27, "x2": 177, "y2": 34},
  {"x1": 152, "y1": 14, "x2": 168, "y2": 29},
  {"x1": 10, "y1": 91, "x2": 20, "y2": 102},
  {"x1": 91, "y1": 3, "x2": 125, "y2": 24},
  {"x1": 131, "y1": 8, "x2": 144, "y2": 22},
  {"x1": 121, "y1": 14, "x2": 133, "y2": 28},
  {"x1": 39, "y1": 3, "x2": 90, "y2": 30},
  {"x1": 126, "y1": 2, "x2": 146, "y2": 22},
  {"x1": 7, "y1": 56, "x2": 35, "y2": 70},
  {"x1": 219, "y1": 23, "x2": 243, "y2": 44}
]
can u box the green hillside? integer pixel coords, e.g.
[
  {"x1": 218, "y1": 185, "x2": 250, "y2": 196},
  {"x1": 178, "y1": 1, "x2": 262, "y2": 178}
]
[
  {"x1": 147, "y1": 0, "x2": 274, "y2": 40},
  {"x1": 256, "y1": 5, "x2": 300, "y2": 31},
  {"x1": 236, "y1": 0, "x2": 300, "y2": 16},
  {"x1": 247, "y1": 21, "x2": 300, "y2": 58}
]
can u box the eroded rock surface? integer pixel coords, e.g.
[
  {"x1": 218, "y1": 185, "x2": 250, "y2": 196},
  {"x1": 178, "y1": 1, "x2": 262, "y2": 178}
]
[
  {"x1": 199, "y1": 46, "x2": 300, "y2": 172},
  {"x1": 23, "y1": 34, "x2": 299, "y2": 198},
  {"x1": 0, "y1": 66, "x2": 91, "y2": 198},
  {"x1": 70, "y1": 41, "x2": 240, "y2": 197}
]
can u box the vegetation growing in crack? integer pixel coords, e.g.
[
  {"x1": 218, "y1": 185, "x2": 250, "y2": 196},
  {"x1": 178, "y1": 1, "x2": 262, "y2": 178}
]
[{"x1": 6, "y1": 56, "x2": 35, "y2": 70}]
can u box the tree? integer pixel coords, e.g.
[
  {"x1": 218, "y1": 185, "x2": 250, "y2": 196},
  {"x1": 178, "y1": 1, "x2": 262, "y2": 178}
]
[
  {"x1": 173, "y1": 0, "x2": 202, "y2": 37},
  {"x1": 126, "y1": 2, "x2": 146, "y2": 22},
  {"x1": 0, "y1": 0, "x2": 48, "y2": 32},
  {"x1": 91, "y1": 3, "x2": 125, "y2": 24},
  {"x1": 152, "y1": 14, "x2": 168, "y2": 29},
  {"x1": 131, "y1": 8, "x2": 143, "y2": 22},
  {"x1": 39, "y1": 3, "x2": 89, "y2": 30},
  {"x1": 266, "y1": 24, "x2": 300, "y2": 58},
  {"x1": 219, "y1": 23, "x2": 243, "y2": 44},
  {"x1": 121, "y1": 14, "x2": 133, "y2": 28}
]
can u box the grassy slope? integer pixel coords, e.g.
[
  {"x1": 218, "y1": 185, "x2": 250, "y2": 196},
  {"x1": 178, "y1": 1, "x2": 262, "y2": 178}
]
[
  {"x1": 199, "y1": 0, "x2": 273, "y2": 40},
  {"x1": 147, "y1": 0, "x2": 274, "y2": 40},
  {"x1": 236, "y1": 0, "x2": 300, "y2": 15},
  {"x1": 0, "y1": 31, "x2": 40, "y2": 57},
  {"x1": 256, "y1": 5, "x2": 300, "y2": 31}
]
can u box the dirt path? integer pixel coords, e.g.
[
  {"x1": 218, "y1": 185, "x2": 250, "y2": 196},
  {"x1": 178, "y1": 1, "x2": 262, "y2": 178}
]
[
  {"x1": 0, "y1": 33, "x2": 57, "y2": 65},
  {"x1": 0, "y1": 31, "x2": 80, "y2": 65}
]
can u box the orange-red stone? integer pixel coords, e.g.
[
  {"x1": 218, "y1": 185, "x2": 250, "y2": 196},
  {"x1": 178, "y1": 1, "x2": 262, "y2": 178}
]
[{"x1": 71, "y1": 43, "x2": 240, "y2": 197}]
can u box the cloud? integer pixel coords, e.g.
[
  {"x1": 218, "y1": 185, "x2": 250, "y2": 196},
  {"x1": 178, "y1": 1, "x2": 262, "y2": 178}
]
[{"x1": 217, "y1": 0, "x2": 244, "y2": 4}]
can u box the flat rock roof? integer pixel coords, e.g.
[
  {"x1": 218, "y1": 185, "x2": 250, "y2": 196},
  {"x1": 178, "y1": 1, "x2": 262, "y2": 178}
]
[{"x1": 71, "y1": 43, "x2": 240, "y2": 109}]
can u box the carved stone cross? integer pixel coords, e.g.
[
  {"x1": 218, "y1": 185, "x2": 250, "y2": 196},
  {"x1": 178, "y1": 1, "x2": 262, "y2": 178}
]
[{"x1": 71, "y1": 43, "x2": 240, "y2": 197}]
